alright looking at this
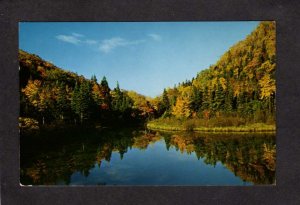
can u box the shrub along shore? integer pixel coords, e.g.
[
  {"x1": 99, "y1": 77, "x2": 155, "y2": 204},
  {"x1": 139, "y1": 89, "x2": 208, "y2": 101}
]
[{"x1": 146, "y1": 117, "x2": 275, "y2": 132}]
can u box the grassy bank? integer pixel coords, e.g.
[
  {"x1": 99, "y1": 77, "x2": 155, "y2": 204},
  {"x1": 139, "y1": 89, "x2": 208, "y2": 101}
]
[{"x1": 147, "y1": 117, "x2": 275, "y2": 132}]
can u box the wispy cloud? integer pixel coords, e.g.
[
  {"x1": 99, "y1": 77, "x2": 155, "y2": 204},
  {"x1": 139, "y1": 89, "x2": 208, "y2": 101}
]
[
  {"x1": 99, "y1": 37, "x2": 145, "y2": 53},
  {"x1": 72, "y1": 32, "x2": 84, "y2": 38},
  {"x1": 85, "y1": 39, "x2": 98, "y2": 45},
  {"x1": 56, "y1": 34, "x2": 81, "y2": 45},
  {"x1": 56, "y1": 33, "x2": 159, "y2": 52},
  {"x1": 56, "y1": 33, "x2": 98, "y2": 46},
  {"x1": 148, "y1": 33, "x2": 162, "y2": 41}
]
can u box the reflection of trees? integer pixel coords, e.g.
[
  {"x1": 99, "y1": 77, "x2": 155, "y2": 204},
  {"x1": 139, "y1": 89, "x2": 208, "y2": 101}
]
[
  {"x1": 165, "y1": 132, "x2": 276, "y2": 184},
  {"x1": 21, "y1": 128, "x2": 135, "y2": 185},
  {"x1": 132, "y1": 132, "x2": 161, "y2": 150},
  {"x1": 21, "y1": 128, "x2": 275, "y2": 185},
  {"x1": 21, "y1": 128, "x2": 165, "y2": 185},
  {"x1": 170, "y1": 134, "x2": 195, "y2": 154}
]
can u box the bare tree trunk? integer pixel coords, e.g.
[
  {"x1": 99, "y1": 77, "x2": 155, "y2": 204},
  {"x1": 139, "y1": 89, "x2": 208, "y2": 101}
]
[{"x1": 42, "y1": 116, "x2": 45, "y2": 125}]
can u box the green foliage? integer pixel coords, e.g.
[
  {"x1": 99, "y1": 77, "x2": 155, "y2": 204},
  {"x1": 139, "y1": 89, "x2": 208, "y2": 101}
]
[
  {"x1": 111, "y1": 83, "x2": 133, "y2": 113},
  {"x1": 161, "y1": 89, "x2": 170, "y2": 112},
  {"x1": 100, "y1": 76, "x2": 109, "y2": 88},
  {"x1": 190, "y1": 86, "x2": 203, "y2": 112},
  {"x1": 56, "y1": 82, "x2": 69, "y2": 120}
]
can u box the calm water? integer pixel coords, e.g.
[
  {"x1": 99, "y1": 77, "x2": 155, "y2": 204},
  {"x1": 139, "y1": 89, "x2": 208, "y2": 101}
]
[{"x1": 20, "y1": 127, "x2": 276, "y2": 185}]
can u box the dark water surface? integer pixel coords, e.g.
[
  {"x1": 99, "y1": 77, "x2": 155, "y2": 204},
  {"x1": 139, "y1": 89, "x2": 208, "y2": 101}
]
[{"x1": 20, "y1": 127, "x2": 276, "y2": 185}]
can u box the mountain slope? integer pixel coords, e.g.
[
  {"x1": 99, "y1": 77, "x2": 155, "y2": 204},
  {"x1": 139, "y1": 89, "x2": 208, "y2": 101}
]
[{"x1": 158, "y1": 21, "x2": 275, "y2": 123}]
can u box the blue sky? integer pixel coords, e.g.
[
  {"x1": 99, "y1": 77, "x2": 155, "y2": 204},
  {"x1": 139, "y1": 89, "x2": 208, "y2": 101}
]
[{"x1": 19, "y1": 22, "x2": 259, "y2": 97}]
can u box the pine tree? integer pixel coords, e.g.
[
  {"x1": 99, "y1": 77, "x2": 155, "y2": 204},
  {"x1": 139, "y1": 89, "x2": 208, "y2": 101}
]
[
  {"x1": 224, "y1": 86, "x2": 234, "y2": 113},
  {"x1": 101, "y1": 76, "x2": 109, "y2": 88},
  {"x1": 161, "y1": 89, "x2": 170, "y2": 113},
  {"x1": 190, "y1": 86, "x2": 203, "y2": 113},
  {"x1": 78, "y1": 81, "x2": 92, "y2": 122},
  {"x1": 201, "y1": 87, "x2": 210, "y2": 110},
  {"x1": 99, "y1": 76, "x2": 111, "y2": 110},
  {"x1": 213, "y1": 83, "x2": 225, "y2": 111},
  {"x1": 71, "y1": 82, "x2": 80, "y2": 124},
  {"x1": 57, "y1": 82, "x2": 68, "y2": 120},
  {"x1": 112, "y1": 81, "x2": 124, "y2": 111},
  {"x1": 91, "y1": 74, "x2": 97, "y2": 83}
]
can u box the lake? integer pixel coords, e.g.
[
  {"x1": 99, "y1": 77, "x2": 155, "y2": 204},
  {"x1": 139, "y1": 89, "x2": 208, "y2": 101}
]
[{"x1": 20, "y1": 127, "x2": 276, "y2": 185}]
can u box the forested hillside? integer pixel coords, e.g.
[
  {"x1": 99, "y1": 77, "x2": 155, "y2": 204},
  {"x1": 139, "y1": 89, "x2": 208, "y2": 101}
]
[
  {"x1": 149, "y1": 21, "x2": 276, "y2": 130},
  {"x1": 19, "y1": 21, "x2": 275, "y2": 131},
  {"x1": 19, "y1": 50, "x2": 155, "y2": 127}
]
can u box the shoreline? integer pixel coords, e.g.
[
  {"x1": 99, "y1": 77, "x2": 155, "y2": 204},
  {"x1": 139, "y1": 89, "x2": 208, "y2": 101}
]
[{"x1": 146, "y1": 123, "x2": 276, "y2": 133}]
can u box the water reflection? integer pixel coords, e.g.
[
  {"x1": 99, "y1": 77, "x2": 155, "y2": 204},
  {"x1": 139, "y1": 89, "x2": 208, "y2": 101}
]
[{"x1": 20, "y1": 128, "x2": 275, "y2": 185}]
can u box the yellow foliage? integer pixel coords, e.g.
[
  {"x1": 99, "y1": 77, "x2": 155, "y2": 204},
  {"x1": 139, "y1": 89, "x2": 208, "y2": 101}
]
[
  {"x1": 92, "y1": 83, "x2": 101, "y2": 100},
  {"x1": 22, "y1": 80, "x2": 41, "y2": 107},
  {"x1": 260, "y1": 61, "x2": 275, "y2": 73},
  {"x1": 19, "y1": 117, "x2": 39, "y2": 130},
  {"x1": 211, "y1": 78, "x2": 218, "y2": 88},
  {"x1": 38, "y1": 89, "x2": 51, "y2": 112},
  {"x1": 172, "y1": 96, "x2": 191, "y2": 118},
  {"x1": 22, "y1": 80, "x2": 50, "y2": 112},
  {"x1": 262, "y1": 143, "x2": 276, "y2": 171},
  {"x1": 219, "y1": 77, "x2": 226, "y2": 90},
  {"x1": 233, "y1": 83, "x2": 241, "y2": 97},
  {"x1": 259, "y1": 74, "x2": 275, "y2": 99},
  {"x1": 178, "y1": 86, "x2": 193, "y2": 98}
]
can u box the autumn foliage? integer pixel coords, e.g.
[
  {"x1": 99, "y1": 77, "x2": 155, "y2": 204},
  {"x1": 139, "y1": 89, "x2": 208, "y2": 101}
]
[{"x1": 20, "y1": 22, "x2": 275, "y2": 129}]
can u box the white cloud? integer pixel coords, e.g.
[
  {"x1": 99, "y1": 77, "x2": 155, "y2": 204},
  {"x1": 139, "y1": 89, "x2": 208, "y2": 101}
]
[
  {"x1": 56, "y1": 33, "x2": 147, "y2": 52},
  {"x1": 148, "y1": 33, "x2": 162, "y2": 41},
  {"x1": 72, "y1": 32, "x2": 84, "y2": 37},
  {"x1": 56, "y1": 33, "x2": 98, "y2": 46},
  {"x1": 99, "y1": 37, "x2": 145, "y2": 53},
  {"x1": 56, "y1": 35, "x2": 81, "y2": 45},
  {"x1": 85, "y1": 39, "x2": 98, "y2": 45}
]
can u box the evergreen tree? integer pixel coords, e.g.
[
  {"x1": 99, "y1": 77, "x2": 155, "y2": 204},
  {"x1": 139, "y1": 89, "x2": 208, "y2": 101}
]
[
  {"x1": 71, "y1": 82, "x2": 80, "y2": 124},
  {"x1": 213, "y1": 83, "x2": 225, "y2": 111},
  {"x1": 78, "y1": 81, "x2": 93, "y2": 122},
  {"x1": 99, "y1": 76, "x2": 111, "y2": 110},
  {"x1": 224, "y1": 86, "x2": 234, "y2": 113},
  {"x1": 190, "y1": 86, "x2": 203, "y2": 113},
  {"x1": 71, "y1": 81, "x2": 93, "y2": 123},
  {"x1": 101, "y1": 76, "x2": 109, "y2": 88},
  {"x1": 161, "y1": 89, "x2": 170, "y2": 113},
  {"x1": 201, "y1": 87, "x2": 210, "y2": 110},
  {"x1": 91, "y1": 74, "x2": 97, "y2": 83},
  {"x1": 56, "y1": 82, "x2": 68, "y2": 120},
  {"x1": 112, "y1": 81, "x2": 124, "y2": 111}
]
